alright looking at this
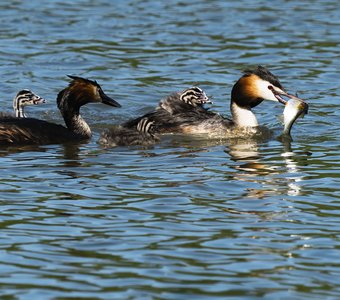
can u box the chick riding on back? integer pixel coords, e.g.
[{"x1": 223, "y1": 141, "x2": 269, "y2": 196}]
[
  {"x1": 122, "y1": 66, "x2": 304, "y2": 137},
  {"x1": 13, "y1": 89, "x2": 46, "y2": 118},
  {"x1": 0, "y1": 76, "x2": 120, "y2": 145}
]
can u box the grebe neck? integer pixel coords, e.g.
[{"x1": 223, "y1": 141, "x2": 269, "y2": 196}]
[
  {"x1": 13, "y1": 98, "x2": 25, "y2": 118},
  {"x1": 231, "y1": 101, "x2": 258, "y2": 127},
  {"x1": 15, "y1": 107, "x2": 25, "y2": 118},
  {"x1": 60, "y1": 106, "x2": 91, "y2": 139}
]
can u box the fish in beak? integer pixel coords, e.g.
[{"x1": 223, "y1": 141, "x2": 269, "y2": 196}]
[{"x1": 282, "y1": 96, "x2": 309, "y2": 135}]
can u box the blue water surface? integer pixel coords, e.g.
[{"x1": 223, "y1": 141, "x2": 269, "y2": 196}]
[{"x1": 0, "y1": 0, "x2": 339, "y2": 299}]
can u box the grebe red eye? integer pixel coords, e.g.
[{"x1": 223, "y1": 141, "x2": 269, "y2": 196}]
[{"x1": 268, "y1": 85, "x2": 274, "y2": 90}]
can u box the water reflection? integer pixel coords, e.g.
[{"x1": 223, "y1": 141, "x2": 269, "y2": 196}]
[
  {"x1": 225, "y1": 137, "x2": 308, "y2": 198},
  {"x1": 227, "y1": 138, "x2": 261, "y2": 160},
  {"x1": 280, "y1": 138, "x2": 306, "y2": 197},
  {"x1": 60, "y1": 143, "x2": 82, "y2": 163}
]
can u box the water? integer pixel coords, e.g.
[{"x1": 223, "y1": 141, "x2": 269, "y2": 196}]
[{"x1": 0, "y1": 0, "x2": 339, "y2": 299}]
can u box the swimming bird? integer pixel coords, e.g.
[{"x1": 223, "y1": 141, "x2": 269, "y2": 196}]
[
  {"x1": 98, "y1": 86, "x2": 208, "y2": 147},
  {"x1": 122, "y1": 66, "x2": 299, "y2": 137},
  {"x1": 0, "y1": 89, "x2": 46, "y2": 119},
  {"x1": 0, "y1": 76, "x2": 120, "y2": 145}
]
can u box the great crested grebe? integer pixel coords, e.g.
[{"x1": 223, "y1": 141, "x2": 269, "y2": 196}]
[
  {"x1": 0, "y1": 89, "x2": 46, "y2": 119},
  {"x1": 98, "y1": 87, "x2": 208, "y2": 147},
  {"x1": 122, "y1": 66, "x2": 301, "y2": 137},
  {"x1": 0, "y1": 76, "x2": 120, "y2": 145}
]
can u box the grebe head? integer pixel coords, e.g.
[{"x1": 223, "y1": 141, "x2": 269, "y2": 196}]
[
  {"x1": 231, "y1": 65, "x2": 292, "y2": 108},
  {"x1": 180, "y1": 87, "x2": 211, "y2": 107},
  {"x1": 13, "y1": 89, "x2": 46, "y2": 118},
  {"x1": 57, "y1": 76, "x2": 121, "y2": 111}
]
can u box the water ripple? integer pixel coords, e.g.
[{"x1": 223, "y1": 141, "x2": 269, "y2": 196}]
[{"x1": 0, "y1": 0, "x2": 340, "y2": 299}]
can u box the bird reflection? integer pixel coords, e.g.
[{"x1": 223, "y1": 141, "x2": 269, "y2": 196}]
[
  {"x1": 227, "y1": 138, "x2": 261, "y2": 161},
  {"x1": 61, "y1": 143, "x2": 82, "y2": 164},
  {"x1": 225, "y1": 136, "x2": 308, "y2": 199},
  {"x1": 280, "y1": 137, "x2": 304, "y2": 197}
]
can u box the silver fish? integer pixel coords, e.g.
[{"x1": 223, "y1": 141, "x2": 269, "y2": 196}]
[{"x1": 283, "y1": 95, "x2": 308, "y2": 135}]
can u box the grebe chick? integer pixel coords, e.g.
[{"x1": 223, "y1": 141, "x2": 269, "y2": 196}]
[
  {"x1": 99, "y1": 117, "x2": 159, "y2": 147},
  {"x1": 122, "y1": 86, "x2": 211, "y2": 133},
  {"x1": 0, "y1": 76, "x2": 120, "y2": 145},
  {"x1": 123, "y1": 66, "x2": 302, "y2": 137},
  {"x1": 13, "y1": 89, "x2": 46, "y2": 118},
  {"x1": 0, "y1": 89, "x2": 46, "y2": 119},
  {"x1": 158, "y1": 86, "x2": 211, "y2": 114}
]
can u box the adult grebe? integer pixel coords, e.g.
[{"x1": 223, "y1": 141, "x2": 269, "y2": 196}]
[
  {"x1": 0, "y1": 76, "x2": 120, "y2": 145},
  {"x1": 122, "y1": 66, "x2": 300, "y2": 137},
  {"x1": 0, "y1": 90, "x2": 46, "y2": 119}
]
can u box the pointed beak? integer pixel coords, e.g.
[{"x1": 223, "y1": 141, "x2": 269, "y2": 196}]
[
  {"x1": 271, "y1": 86, "x2": 290, "y2": 105},
  {"x1": 33, "y1": 96, "x2": 46, "y2": 105},
  {"x1": 200, "y1": 92, "x2": 213, "y2": 105},
  {"x1": 31, "y1": 92, "x2": 46, "y2": 105},
  {"x1": 271, "y1": 86, "x2": 307, "y2": 107},
  {"x1": 100, "y1": 91, "x2": 121, "y2": 108}
]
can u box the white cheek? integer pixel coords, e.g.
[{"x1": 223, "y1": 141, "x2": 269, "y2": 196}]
[{"x1": 255, "y1": 79, "x2": 278, "y2": 102}]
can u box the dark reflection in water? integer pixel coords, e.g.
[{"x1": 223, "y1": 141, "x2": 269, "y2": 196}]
[{"x1": 0, "y1": 0, "x2": 340, "y2": 299}]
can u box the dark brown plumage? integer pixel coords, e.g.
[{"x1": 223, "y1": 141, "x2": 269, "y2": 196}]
[{"x1": 0, "y1": 76, "x2": 120, "y2": 145}]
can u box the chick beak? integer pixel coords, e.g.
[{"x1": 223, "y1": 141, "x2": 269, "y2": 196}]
[
  {"x1": 200, "y1": 93, "x2": 213, "y2": 104},
  {"x1": 33, "y1": 96, "x2": 46, "y2": 105}
]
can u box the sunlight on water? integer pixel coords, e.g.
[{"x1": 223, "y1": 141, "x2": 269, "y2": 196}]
[{"x1": 0, "y1": 0, "x2": 339, "y2": 299}]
